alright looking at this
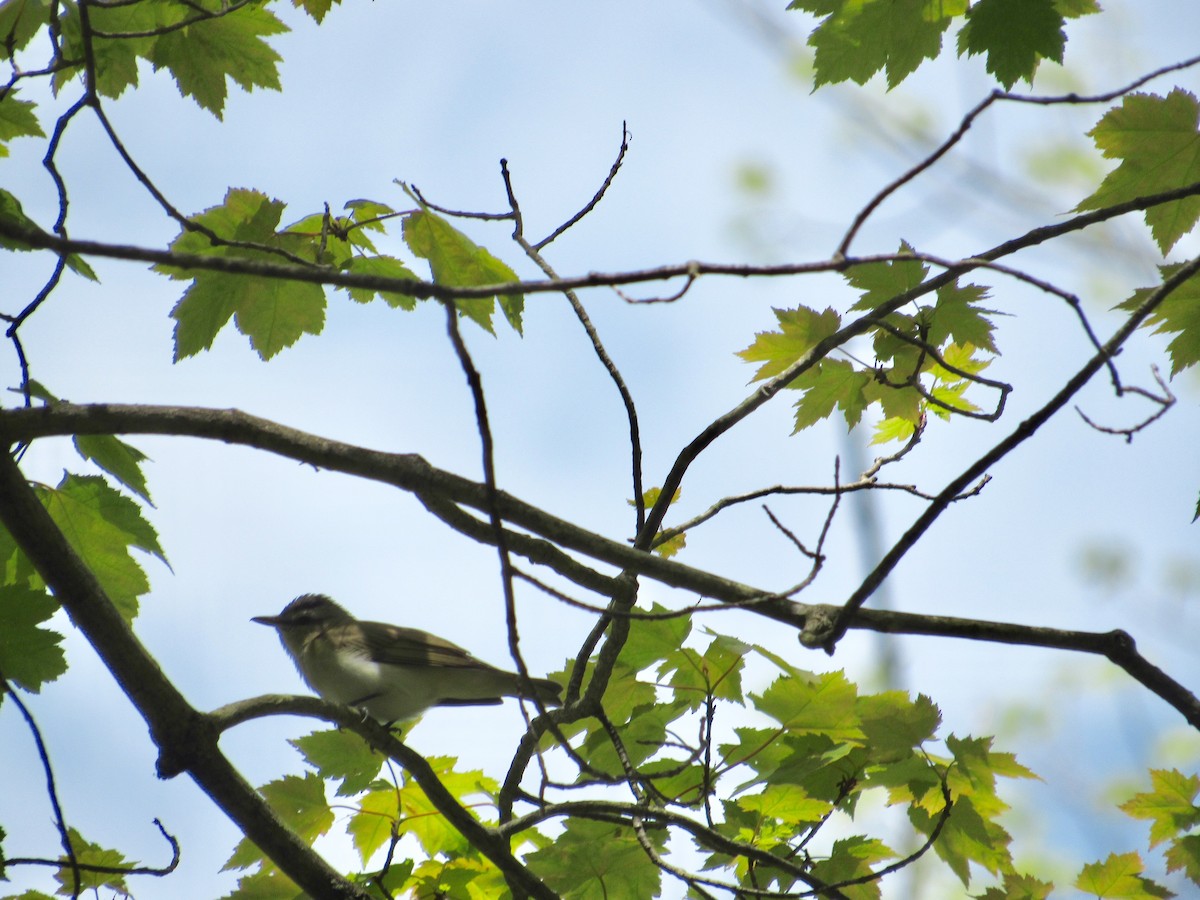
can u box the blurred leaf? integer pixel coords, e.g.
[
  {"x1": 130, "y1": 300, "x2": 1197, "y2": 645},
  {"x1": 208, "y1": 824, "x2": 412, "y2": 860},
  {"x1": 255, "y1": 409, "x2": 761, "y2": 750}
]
[
  {"x1": 73, "y1": 434, "x2": 153, "y2": 504},
  {"x1": 0, "y1": 583, "x2": 65, "y2": 692},
  {"x1": 1120, "y1": 769, "x2": 1200, "y2": 849},
  {"x1": 1117, "y1": 264, "x2": 1200, "y2": 377},
  {"x1": 344, "y1": 255, "x2": 419, "y2": 309},
  {"x1": 54, "y1": 828, "x2": 135, "y2": 894},
  {"x1": 0, "y1": 91, "x2": 43, "y2": 157}
]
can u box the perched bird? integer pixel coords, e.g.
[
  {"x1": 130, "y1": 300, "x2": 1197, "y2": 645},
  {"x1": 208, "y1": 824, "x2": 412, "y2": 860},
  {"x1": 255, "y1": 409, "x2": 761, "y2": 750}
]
[{"x1": 252, "y1": 593, "x2": 562, "y2": 724}]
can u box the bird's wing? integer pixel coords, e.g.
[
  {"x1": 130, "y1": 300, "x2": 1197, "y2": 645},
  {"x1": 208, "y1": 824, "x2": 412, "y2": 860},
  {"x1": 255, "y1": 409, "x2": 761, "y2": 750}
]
[{"x1": 362, "y1": 622, "x2": 499, "y2": 671}]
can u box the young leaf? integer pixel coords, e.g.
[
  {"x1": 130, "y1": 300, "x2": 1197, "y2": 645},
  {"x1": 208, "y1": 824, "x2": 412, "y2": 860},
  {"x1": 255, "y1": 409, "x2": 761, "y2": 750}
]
[
  {"x1": 1117, "y1": 263, "x2": 1200, "y2": 377},
  {"x1": 736, "y1": 305, "x2": 842, "y2": 382},
  {"x1": 1077, "y1": 90, "x2": 1200, "y2": 255},
  {"x1": 788, "y1": 358, "x2": 872, "y2": 432},
  {"x1": 1119, "y1": 769, "x2": 1200, "y2": 849},
  {"x1": 54, "y1": 828, "x2": 136, "y2": 895},
  {"x1": 846, "y1": 242, "x2": 929, "y2": 311},
  {"x1": 1075, "y1": 851, "x2": 1173, "y2": 899},
  {"x1": 0, "y1": 91, "x2": 44, "y2": 157},
  {"x1": 225, "y1": 773, "x2": 333, "y2": 871},
  {"x1": 402, "y1": 210, "x2": 524, "y2": 334},
  {"x1": 162, "y1": 189, "x2": 326, "y2": 361},
  {"x1": 291, "y1": 728, "x2": 384, "y2": 798},
  {"x1": 344, "y1": 255, "x2": 419, "y2": 309},
  {"x1": 0, "y1": 583, "x2": 66, "y2": 692},
  {"x1": 973, "y1": 872, "x2": 1054, "y2": 899},
  {"x1": 956, "y1": 0, "x2": 1065, "y2": 90}
]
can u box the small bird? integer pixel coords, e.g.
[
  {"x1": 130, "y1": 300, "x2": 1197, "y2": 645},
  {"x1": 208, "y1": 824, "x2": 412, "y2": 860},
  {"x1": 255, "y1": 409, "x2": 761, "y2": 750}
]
[{"x1": 252, "y1": 593, "x2": 562, "y2": 724}]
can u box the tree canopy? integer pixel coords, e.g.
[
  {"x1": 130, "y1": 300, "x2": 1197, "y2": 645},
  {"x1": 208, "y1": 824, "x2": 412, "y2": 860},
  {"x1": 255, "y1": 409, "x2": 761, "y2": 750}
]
[{"x1": 1, "y1": 1, "x2": 1198, "y2": 898}]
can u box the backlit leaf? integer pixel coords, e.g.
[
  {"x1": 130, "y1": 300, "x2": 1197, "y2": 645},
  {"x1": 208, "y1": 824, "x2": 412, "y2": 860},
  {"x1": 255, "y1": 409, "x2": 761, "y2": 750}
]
[{"x1": 1077, "y1": 90, "x2": 1200, "y2": 254}]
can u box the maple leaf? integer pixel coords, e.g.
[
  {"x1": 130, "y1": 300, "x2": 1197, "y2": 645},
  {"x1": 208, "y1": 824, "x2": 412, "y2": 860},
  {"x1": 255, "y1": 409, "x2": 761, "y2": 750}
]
[
  {"x1": 790, "y1": 0, "x2": 965, "y2": 89},
  {"x1": 736, "y1": 305, "x2": 842, "y2": 382},
  {"x1": 957, "y1": 0, "x2": 1065, "y2": 89},
  {"x1": 1117, "y1": 264, "x2": 1200, "y2": 377},
  {"x1": 148, "y1": 6, "x2": 287, "y2": 118},
  {"x1": 1077, "y1": 89, "x2": 1200, "y2": 254},
  {"x1": 1120, "y1": 769, "x2": 1200, "y2": 848}
]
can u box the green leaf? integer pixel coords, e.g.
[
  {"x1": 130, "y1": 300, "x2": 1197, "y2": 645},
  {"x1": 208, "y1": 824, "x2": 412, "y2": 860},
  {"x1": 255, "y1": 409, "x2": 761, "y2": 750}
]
[
  {"x1": 752, "y1": 670, "x2": 864, "y2": 743},
  {"x1": 1117, "y1": 264, "x2": 1200, "y2": 377},
  {"x1": 847, "y1": 242, "x2": 929, "y2": 310},
  {"x1": 912, "y1": 794, "x2": 1013, "y2": 886},
  {"x1": 736, "y1": 305, "x2": 842, "y2": 381},
  {"x1": 857, "y1": 691, "x2": 941, "y2": 763},
  {"x1": 0, "y1": 91, "x2": 43, "y2": 157},
  {"x1": 344, "y1": 255, "x2": 419, "y2": 309},
  {"x1": 345, "y1": 757, "x2": 498, "y2": 862},
  {"x1": 163, "y1": 189, "x2": 327, "y2": 360},
  {"x1": 788, "y1": 358, "x2": 872, "y2": 432},
  {"x1": 1075, "y1": 851, "x2": 1174, "y2": 899},
  {"x1": 928, "y1": 283, "x2": 1000, "y2": 354},
  {"x1": 146, "y1": 6, "x2": 287, "y2": 118},
  {"x1": 73, "y1": 434, "x2": 153, "y2": 504},
  {"x1": 291, "y1": 728, "x2": 384, "y2": 798},
  {"x1": 956, "y1": 0, "x2": 1065, "y2": 90},
  {"x1": 290, "y1": 0, "x2": 341, "y2": 24},
  {"x1": 1119, "y1": 769, "x2": 1200, "y2": 848},
  {"x1": 808, "y1": 836, "x2": 895, "y2": 899},
  {"x1": 1164, "y1": 833, "x2": 1200, "y2": 886},
  {"x1": 402, "y1": 210, "x2": 524, "y2": 334},
  {"x1": 225, "y1": 773, "x2": 333, "y2": 871},
  {"x1": 0, "y1": 188, "x2": 96, "y2": 279},
  {"x1": 526, "y1": 818, "x2": 663, "y2": 900},
  {"x1": 737, "y1": 782, "x2": 833, "y2": 825},
  {"x1": 217, "y1": 867, "x2": 304, "y2": 900},
  {"x1": 973, "y1": 872, "x2": 1054, "y2": 899},
  {"x1": 789, "y1": 0, "x2": 965, "y2": 89},
  {"x1": 618, "y1": 602, "x2": 692, "y2": 672},
  {"x1": 53, "y1": 828, "x2": 136, "y2": 895},
  {"x1": 0, "y1": 0, "x2": 51, "y2": 57},
  {"x1": 1077, "y1": 90, "x2": 1200, "y2": 254},
  {"x1": 0, "y1": 583, "x2": 65, "y2": 692},
  {"x1": 38, "y1": 474, "x2": 164, "y2": 620}
]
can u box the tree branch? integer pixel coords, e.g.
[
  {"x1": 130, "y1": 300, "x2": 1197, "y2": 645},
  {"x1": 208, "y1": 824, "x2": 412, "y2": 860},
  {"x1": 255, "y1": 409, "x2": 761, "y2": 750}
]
[{"x1": 0, "y1": 450, "x2": 371, "y2": 900}]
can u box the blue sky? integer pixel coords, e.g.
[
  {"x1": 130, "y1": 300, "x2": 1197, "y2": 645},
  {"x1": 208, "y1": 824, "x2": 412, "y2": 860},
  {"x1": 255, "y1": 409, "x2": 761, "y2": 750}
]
[{"x1": 2, "y1": 1, "x2": 1199, "y2": 896}]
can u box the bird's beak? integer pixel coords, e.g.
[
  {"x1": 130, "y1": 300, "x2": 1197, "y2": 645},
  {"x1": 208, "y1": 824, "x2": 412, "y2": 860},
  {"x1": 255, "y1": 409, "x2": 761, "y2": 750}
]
[{"x1": 251, "y1": 614, "x2": 283, "y2": 626}]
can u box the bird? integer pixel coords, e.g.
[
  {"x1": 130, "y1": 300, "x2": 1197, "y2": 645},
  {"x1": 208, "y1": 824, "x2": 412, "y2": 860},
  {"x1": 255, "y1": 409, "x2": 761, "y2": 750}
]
[{"x1": 252, "y1": 593, "x2": 563, "y2": 724}]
